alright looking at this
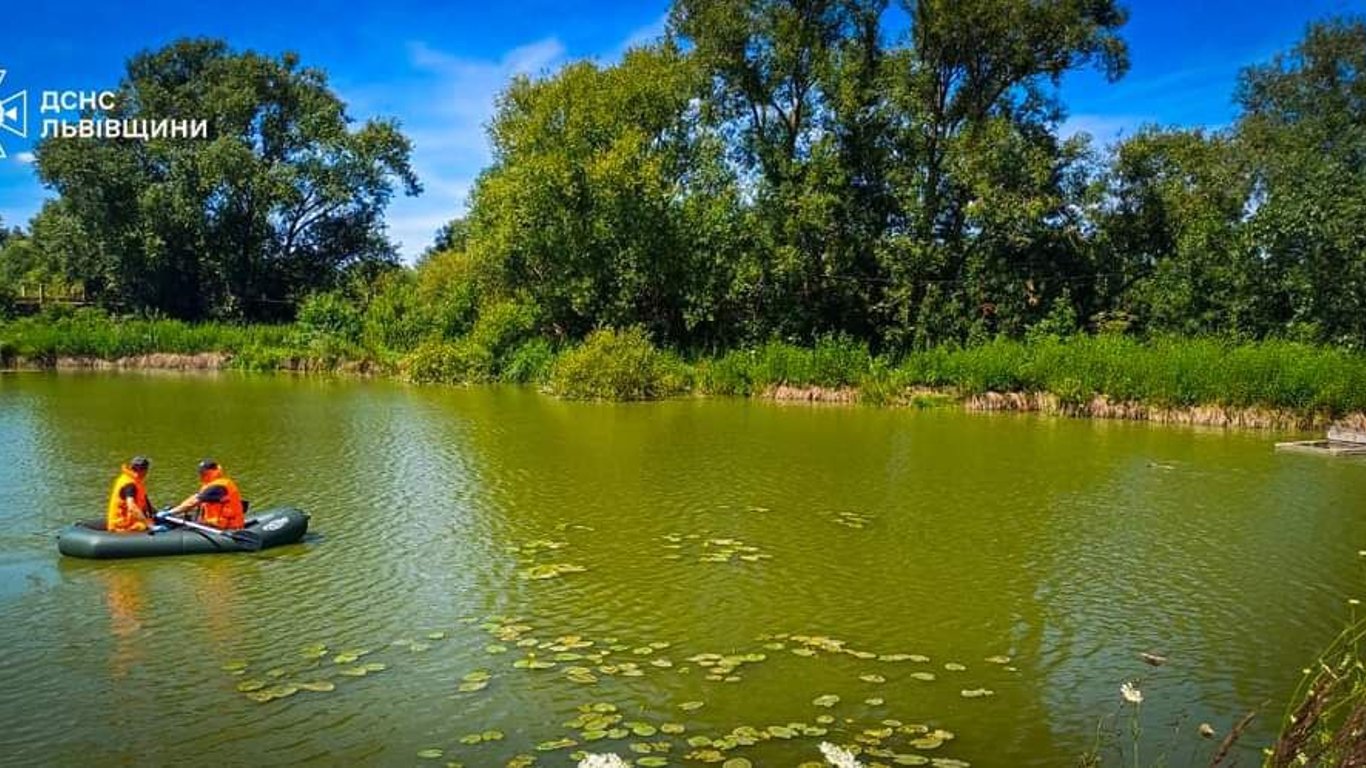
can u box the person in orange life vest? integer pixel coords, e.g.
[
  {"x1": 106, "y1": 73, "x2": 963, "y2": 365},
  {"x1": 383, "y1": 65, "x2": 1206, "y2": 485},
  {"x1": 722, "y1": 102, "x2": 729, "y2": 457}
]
[
  {"x1": 106, "y1": 455, "x2": 155, "y2": 533},
  {"x1": 166, "y1": 459, "x2": 245, "y2": 530}
]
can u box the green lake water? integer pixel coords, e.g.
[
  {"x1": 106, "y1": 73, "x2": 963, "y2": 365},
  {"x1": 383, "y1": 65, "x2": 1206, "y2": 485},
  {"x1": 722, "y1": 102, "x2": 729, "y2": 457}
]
[{"x1": 1, "y1": 371, "x2": 1364, "y2": 767}]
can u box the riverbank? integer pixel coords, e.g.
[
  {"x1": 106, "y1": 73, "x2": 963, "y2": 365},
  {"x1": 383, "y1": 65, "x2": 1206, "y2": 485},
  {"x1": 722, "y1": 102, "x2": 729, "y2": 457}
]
[{"x1": 6, "y1": 316, "x2": 1365, "y2": 431}]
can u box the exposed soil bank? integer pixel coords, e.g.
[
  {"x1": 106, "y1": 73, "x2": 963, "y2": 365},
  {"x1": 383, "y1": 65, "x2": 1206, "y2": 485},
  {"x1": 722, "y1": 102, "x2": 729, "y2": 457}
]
[
  {"x1": 7, "y1": 356, "x2": 1358, "y2": 431},
  {"x1": 764, "y1": 383, "x2": 1354, "y2": 430}
]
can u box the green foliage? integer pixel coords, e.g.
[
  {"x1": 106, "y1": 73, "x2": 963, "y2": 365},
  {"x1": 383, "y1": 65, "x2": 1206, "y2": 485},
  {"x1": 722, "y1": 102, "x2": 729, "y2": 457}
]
[
  {"x1": 502, "y1": 339, "x2": 556, "y2": 384},
  {"x1": 549, "y1": 327, "x2": 689, "y2": 400},
  {"x1": 401, "y1": 339, "x2": 496, "y2": 385},
  {"x1": 297, "y1": 291, "x2": 363, "y2": 345},
  {"x1": 31, "y1": 38, "x2": 418, "y2": 321}
]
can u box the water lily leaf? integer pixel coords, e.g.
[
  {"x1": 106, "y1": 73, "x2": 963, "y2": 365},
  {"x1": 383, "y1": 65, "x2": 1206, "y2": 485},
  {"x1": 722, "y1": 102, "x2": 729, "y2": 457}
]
[
  {"x1": 463, "y1": 670, "x2": 492, "y2": 683},
  {"x1": 481, "y1": 730, "x2": 504, "y2": 741},
  {"x1": 236, "y1": 679, "x2": 266, "y2": 692},
  {"x1": 245, "y1": 690, "x2": 276, "y2": 703},
  {"x1": 792, "y1": 648, "x2": 817, "y2": 657},
  {"x1": 930, "y1": 759, "x2": 970, "y2": 768},
  {"x1": 722, "y1": 759, "x2": 753, "y2": 768},
  {"x1": 686, "y1": 736, "x2": 713, "y2": 748},
  {"x1": 909, "y1": 736, "x2": 944, "y2": 750},
  {"x1": 860, "y1": 674, "x2": 887, "y2": 684},
  {"x1": 581, "y1": 730, "x2": 608, "y2": 741},
  {"x1": 457, "y1": 681, "x2": 488, "y2": 693},
  {"x1": 865, "y1": 697, "x2": 885, "y2": 706},
  {"x1": 220, "y1": 660, "x2": 249, "y2": 672},
  {"x1": 506, "y1": 755, "x2": 535, "y2": 768},
  {"x1": 960, "y1": 688, "x2": 994, "y2": 698},
  {"x1": 534, "y1": 738, "x2": 577, "y2": 751},
  {"x1": 298, "y1": 680, "x2": 336, "y2": 693},
  {"x1": 607, "y1": 728, "x2": 629, "y2": 739},
  {"x1": 908, "y1": 655, "x2": 930, "y2": 663},
  {"x1": 815, "y1": 715, "x2": 835, "y2": 724},
  {"x1": 418, "y1": 748, "x2": 444, "y2": 759},
  {"x1": 910, "y1": 672, "x2": 936, "y2": 681},
  {"x1": 768, "y1": 725, "x2": 796, "y2": 739},
  {"x1": 893, "y1": 755, "x2": 930, "y2": 765},
  {"x1": 427, "y1": 632, "x2": 446, "y2": 640},
  {"x1": 264, "y1": 684, "x2": 297, "y2": 699},
  {"x1": 984, "y1": 655, "x2": 1011, "y2": 664},
  {"x1": 630, "y1": 723, "x2": 658, "y2": 737},
  {"x1": 638, "y1": 758, "x2": 669, "y2": 767},
  {"x1": 660, "y1": 723, "x2": 686, "y2": 734},
  {"x1": 812, "y1": 694, "x2": 841, "y2": 707},
  {"x1": 485, "y1": 644, "x2": 509, "y2": 654},
  {"x1": 338, "y1": 665, "x2": 369, "y2": 677},
  {"x1": 333, "y1": 653, "x2": 359, "y2": 664},
  {"x1": 679, "y1": 701, "x2": 705, "y2": 711},
  {"x1": 459, "y1": 734, "x2": 483, "y2": 745},
  {"x1": 362, "y1": 662, "x2": 387, "y2": 672},
  {"x1": 943, "y1": 663, "x2": 966, "y2": 672}
]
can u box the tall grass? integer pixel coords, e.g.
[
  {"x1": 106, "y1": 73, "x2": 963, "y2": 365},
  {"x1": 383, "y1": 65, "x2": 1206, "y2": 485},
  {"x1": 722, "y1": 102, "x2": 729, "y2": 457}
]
[{"x1": 5, "y1": 311, "x2": 1366, "y2": 415}]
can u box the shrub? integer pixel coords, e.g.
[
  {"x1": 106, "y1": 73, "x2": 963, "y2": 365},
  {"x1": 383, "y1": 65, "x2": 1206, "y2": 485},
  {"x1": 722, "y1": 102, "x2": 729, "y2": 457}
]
[
  {"x1": 503, "y1": 338, "x2": 556, "y2": 384},
  {"x1": 549, "y1": 327, "x2": 688, "y2": 400},
  {"x1": 401, "y1": 339, "x2": 495, "y2": 384},
  {"x1": 297, "y1": 291, "x2": 362, "y2": 345}
]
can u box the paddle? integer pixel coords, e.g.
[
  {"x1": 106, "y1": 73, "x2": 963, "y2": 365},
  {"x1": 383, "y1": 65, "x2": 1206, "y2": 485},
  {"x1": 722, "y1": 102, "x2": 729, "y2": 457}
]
[{"x1": 155, "y1": 510, "x2": 263, "y2": 551}]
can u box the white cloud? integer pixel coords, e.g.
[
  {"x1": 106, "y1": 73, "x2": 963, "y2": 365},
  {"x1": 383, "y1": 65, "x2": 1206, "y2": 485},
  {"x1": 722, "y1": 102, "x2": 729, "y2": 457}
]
[
  {"x1": 354, "y1": 36, "x2": 567, "y2": 259},
  {"x1": 14, "y1": 151, "x2": 35, "y2": 165},
  {"x1": 615, "y1": 12, "x2": 669, "y2": 56}
]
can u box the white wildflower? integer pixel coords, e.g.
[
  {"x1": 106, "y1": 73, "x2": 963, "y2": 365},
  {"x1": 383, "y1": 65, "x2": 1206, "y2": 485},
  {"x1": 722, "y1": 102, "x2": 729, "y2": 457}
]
[
  {"x1": 577, "y1": 754, "x2": 630, "y2": 768},
  {"x1": 1120, "y1": 681, "x2": 1144, "y2": 705},
  {"x1": 819, "y1": 741, "x2": 866, "y2": 768}
]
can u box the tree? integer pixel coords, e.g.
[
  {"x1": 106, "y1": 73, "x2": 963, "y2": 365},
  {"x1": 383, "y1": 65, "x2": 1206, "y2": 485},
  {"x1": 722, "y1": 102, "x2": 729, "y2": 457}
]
[
  {"x1": 464, "y1": 43, "x2": 745, "y2": 346},
  {"x1": 34, "y1": 38, "x2": 420, "y2": 320},
  {"x1": 1236, "y1": 17, "x2": 1366, "y2": 344}
]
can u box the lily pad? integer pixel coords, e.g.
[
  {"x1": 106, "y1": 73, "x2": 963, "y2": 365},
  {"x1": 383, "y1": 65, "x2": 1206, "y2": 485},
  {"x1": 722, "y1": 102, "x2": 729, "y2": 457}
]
[
  {"x1": 417, "y1": 748, "x2": 444, "y2": 759},
  {"x1": 943, "y1": 663, "x2": 967, "y2": 672},
  {"x1": 960, "y1": 688, "x2": 995, "y2": 698},
  {"x1": 660, "y1": 723, "x2": 686, "y2": 734},
  {"x1": 236, "y1": 679, "x2": 266, "y2": 692},
  {"x1": 865, "y1": 697, "x2": 885, "y2": 706},
  {"x1": 860, "y1": 674, "x2": 887, "y2": 683},
  {"x1": 812, "y1": 694, "x2": 841, "y2": 707},
  {"x1": 984, "y1": 655, "x2": 1011, "y2": 664},
  {"x1": 534, "y1": 738, "x2": 577, "y2": 751},
  {"x1": 723, "y1": 760, "x2": 753, "y2": 768},
  {"x1": 298, "y1": 680, "x2": 336, "y2": 693},
  {"x1": 910, "y1": 672, "x2": 936, "y2": 682},
  {"x1": 638, "y1": 759, "x2": 669, "y2": 767},
  {"x1": 220, "y1": 660, "x2": 249, "y2": 672},
  {"x1": 679, "y1": 701, "x2": 705, "y2": 711},
  {"x1": 457, "y1": 680, "x2": 489, "y2": 693}
]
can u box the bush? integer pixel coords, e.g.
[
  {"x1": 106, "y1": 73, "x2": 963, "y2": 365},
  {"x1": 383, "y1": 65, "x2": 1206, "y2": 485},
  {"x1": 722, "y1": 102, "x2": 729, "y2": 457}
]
[
  {"x1": 401, "y1": 339, "x2": 495, "y2": 384},
  {"x1": 503, "y1": 338, "x2": 556, "y2": 384},
  {"x1": 549, "y1": 327, "x2": 688, "y2": 400},
  {"x1": 297, "y1": 291, "x2": 363, "y2": 345}
]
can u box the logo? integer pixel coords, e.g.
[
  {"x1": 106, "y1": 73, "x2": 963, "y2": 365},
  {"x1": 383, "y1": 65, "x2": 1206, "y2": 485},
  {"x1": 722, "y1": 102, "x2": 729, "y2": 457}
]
[
  {"x1": 0, "y1": 70, "x2": 28, "y2": 160},
  {"x1": 263, "y1": 517, "x2": 287, "y2": 532}
]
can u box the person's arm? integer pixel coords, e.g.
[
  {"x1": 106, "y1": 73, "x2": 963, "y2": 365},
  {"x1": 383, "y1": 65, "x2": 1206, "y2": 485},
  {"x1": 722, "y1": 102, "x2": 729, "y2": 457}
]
[
  {"x1": 167, "y1": 493, "x2": 202, "y2": 517},
  {"x1": 119, "y1": 485, "x2": 149, "y2": 524}
]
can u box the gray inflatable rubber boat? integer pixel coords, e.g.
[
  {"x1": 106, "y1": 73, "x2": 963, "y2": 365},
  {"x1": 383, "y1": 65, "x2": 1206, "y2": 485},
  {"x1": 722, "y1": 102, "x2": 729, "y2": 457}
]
[{"x1": 58, "y1": 508, "x2": 309, "y2": 559}]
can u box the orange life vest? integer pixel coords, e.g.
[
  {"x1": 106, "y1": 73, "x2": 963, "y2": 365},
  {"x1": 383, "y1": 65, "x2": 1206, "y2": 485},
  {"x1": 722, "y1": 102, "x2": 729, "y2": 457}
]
[
  {"x1": 106, "y1": 465, "x2": 150, "y2": 533},
  {"x1": 198, "y1": 469, "x2": 244, "y2": 530}
]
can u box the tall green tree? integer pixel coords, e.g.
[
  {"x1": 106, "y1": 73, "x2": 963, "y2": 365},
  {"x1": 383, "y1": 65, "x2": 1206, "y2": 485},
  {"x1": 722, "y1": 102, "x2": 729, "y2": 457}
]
[
  {"x1": 1237, "y1": 17, "x2": 1366, "y2": 344},
  {"x1": 34, "y1": 38, "x2": 420, "y2": 320},
  {"x1": 465, "y1": 43, "x2": 744, "y2": 346}
]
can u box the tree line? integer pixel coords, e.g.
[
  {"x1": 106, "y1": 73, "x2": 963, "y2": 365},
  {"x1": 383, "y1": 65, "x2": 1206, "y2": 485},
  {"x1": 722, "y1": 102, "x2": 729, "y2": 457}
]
[{"x1": 2, "y1": 2, "x2": 1363, "y2": 353}]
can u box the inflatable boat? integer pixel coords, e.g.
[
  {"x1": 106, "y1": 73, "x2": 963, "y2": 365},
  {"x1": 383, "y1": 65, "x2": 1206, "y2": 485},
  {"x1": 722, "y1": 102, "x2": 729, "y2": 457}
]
[{"x1": 58, "y1": 508, "x2": 309, "y2": 559}]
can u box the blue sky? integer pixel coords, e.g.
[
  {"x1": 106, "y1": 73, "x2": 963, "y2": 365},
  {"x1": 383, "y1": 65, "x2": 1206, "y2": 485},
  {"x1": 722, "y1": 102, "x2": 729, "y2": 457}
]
[{"x1": 0, "y1": 0, "x2": 1362, "y2": 260}]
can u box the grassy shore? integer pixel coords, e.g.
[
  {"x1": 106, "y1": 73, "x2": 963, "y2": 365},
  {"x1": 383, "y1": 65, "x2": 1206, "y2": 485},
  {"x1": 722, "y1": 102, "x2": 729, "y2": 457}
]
[{"x1": 4, "y1": 312, "x2": 1366, "y2": 425}]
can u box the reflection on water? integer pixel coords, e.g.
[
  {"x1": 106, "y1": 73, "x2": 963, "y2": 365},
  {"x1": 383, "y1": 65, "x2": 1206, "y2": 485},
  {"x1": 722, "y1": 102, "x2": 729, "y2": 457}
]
[{"x1": 0, "y1": 372, "x2": 1362, "y2": 766}]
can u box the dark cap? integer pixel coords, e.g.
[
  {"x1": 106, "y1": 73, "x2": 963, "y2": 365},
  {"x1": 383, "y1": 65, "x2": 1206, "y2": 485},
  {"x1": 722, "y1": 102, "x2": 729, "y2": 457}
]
[
  {"x1": 197, "y1": 458, "x2": 219, "y2": 473},
  {"x1": 129, "y1": 456, "x2": 150, "y2": 471}
]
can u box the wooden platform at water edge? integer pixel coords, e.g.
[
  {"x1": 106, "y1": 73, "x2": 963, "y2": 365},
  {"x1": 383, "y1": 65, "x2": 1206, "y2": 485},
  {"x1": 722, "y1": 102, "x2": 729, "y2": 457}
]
[{"x1": 1276, "y1": 425, "x2": 1366, "y2": 456}]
